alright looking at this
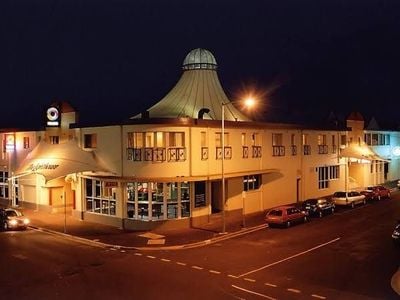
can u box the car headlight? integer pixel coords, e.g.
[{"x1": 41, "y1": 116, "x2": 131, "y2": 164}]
[
  {"x1": 23, "y1": 218, "x2": 30, "y2": 225},
  {"x1": 9, "y1": 219, "x2": 18, "y2": 226}
]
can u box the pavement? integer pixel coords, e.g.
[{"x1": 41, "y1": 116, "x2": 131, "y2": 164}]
[
  {"x1": 6, "y1": 202, "x2": 400, "y2": 296},
  {"x1": 18, "y1": 207, "x2": 267, "y2": 251}
]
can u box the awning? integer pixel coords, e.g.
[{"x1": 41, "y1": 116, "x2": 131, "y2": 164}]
[
  {"x1": 339, "y1": 143, "x2": 389, "y2": 162},
  {"x1": 14, "y1": 140, "x2": 114, "y2": 182}
]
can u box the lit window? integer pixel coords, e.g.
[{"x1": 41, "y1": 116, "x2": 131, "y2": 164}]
[
  {"x1": 23, "y1": 137, "x2": 30, "y2": 149},
  {"x1": 84, "y1": 134, "x2": 97, "y2": 148}
]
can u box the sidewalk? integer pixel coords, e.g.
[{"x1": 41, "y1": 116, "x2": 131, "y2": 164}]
[{"x1": 20, "y1": 208, "x2": 267, "y2": 250}]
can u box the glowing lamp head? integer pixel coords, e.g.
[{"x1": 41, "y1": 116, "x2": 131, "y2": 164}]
[{"x1": 244, "y1": 97, "x2": 256, "y2": 108}]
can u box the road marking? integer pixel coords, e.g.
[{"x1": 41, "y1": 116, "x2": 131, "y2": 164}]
[
  {"x1": 287, "y1": 288, "x2": 301, "y2": 294},
  {"x1": 264, "y1": 283, "x2": 277, "y2": 288},
  {"x1": 134, "y1": 252, "x2": 142, "y2": 256},
  {"x1": 146, "y1": 255, "x2": 156, "y2": 259},
  {"x1": 238, "y1": 237, "x2": 341, "y2": 277},
  {"x1": 12, "y1": 254, "x2": 28, "y2": 260},
  {"x1": 176, "y1": 262, "x2": 186, "y2": 266},
  {"x1": 244, "y1": 278, "x2": 256, "y2": 282},
  {"x1": 209, "y1": 270, "x2": 221, "y2": 274},
  {"x1": 311, "y1": 294, "x2": 327, "y2": 299},
  {"x1": 192, "y1": 265, "x2": 203, "y2": 270},
  {"x1": 228, "y1": 274, "x2": 239, "y2": 279},
  {"x1": 161, "y1": 258, "x2": 171, "y2": 262},
  {"x1": 231, "y1": 285, "x2": 277, "y2": 300}
]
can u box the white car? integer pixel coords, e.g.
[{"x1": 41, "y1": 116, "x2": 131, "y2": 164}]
[{"x1": 331, "y1": 191, "x2": 366, "y2": 208}]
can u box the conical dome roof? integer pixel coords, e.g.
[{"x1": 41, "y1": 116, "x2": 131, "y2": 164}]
[{"x1": 132, "y1": 48, "x2": 250, "y2": 121}]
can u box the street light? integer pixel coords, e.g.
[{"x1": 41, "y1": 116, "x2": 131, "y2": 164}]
[{"x1": 221, "y1": 97, "x2": 256, "y2": 234}]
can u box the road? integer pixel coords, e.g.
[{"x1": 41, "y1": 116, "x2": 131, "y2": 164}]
[{"x1": 1, "y1": 193, "x2": 400, "y2": 299}]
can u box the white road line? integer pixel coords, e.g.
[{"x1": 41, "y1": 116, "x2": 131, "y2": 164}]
[
  {"x1": 192, "y1": 265, "x2": 203, "y2": 270},
  {"x1": 146, "y1": 255, "x2": 156, "y2": 259},
  {"x1": 311, "y1": 294, "x2": 327, "y2": 299},
  {"x1": 287, "y1": 288, "x2": 301, "y2": 294},
  {"x1": 12, "y1": 254, "x2": 28, "y2": 260},
  {"x1": 239, "y1": 237, "x2": 341, "y2": 277},
  {"x1": 209, "y1": 270, "x2": 221, "y2": 274},
  {"x1": 228, "y1": 274, "x2": 239, "y2": 279},
  {"x1": 231, "y1": 285, "x2": 277, "y2": 300},
  {"x1": 264, "y1": 283, "x2": 277, "y2": 288},
  {"x1": 244, "y1": 278, "x2": 256, "y2": 282},
  {"x1": 176, "y1": 262, "x2": 186, "y2": 266},
  {"x1": 161, "y1": 258, "x2": 170, "y2": 262},
  {"x1": 134, "y1": 252, "x2": 142, "y2": 256}
]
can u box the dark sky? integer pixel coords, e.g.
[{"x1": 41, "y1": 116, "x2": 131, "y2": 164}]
[{"x1": 1, "y1": 0, "x2": 399, "y2": 128}]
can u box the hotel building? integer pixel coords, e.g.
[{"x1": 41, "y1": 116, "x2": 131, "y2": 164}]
[{"x1": 1, "y1": 48, "x2": 399, "y2": 230}]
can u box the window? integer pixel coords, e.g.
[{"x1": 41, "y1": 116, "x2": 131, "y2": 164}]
[
  {"x1": 318, "y1": 165, "x2": 339, "y2": 189},
  {"x1": 49, "y1": 136, "x2": 59, "y2": 144},
  {"x1": 290, "y1": 134, "x2": 297, "y2": 155},
  {"x1": 155, "y1": 132, "x2": 165, "y2": 148},
  {"x1": 169, "y1": 132, "x2": 184, "y2": 147},
  {"x1": 201, "y1": 131, "x2": 208, "y2": 160},
  {"x1": 272, "y1": 133, "x2": 283, "y2": 146},
  {"x1": 242, "y1": 133, "x2": 249, "y2": 158},
  {"x1": 340, "y1": 135, "x2": 347, "y2": 147},
  {"x1": 331, "y1": 135, "x2": 337, "y2": 153},
  {"x1": 317, "y1": 135, "x2": 328, "y2": 154},
  {"x1": 216, "y1": 132, "x2": 230, "y2": 159},
  {"x1": 84, "y1": 134, "x2": 97, "y2": 148},
  {"x1": 23, "y1": 137, "x2": 30, "y2": 149},
  {"x1": 243, "y1": 174, "x2": 261, "y2": 191},
  {"x1": 318, "y1": 167, "x2": 329, "y2": 189},
  {"x1": 85, "y1": 179, "x2": 116, "y2": 216},
  {"x1": 302, "y1": 134, "x2": 311, "y2": 155},
  {"x1": 329, "y1": 165, "x2": 339, "y2": 179}
]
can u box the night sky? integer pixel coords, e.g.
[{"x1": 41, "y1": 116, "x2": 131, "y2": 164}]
[{"x1": 1, "y1": 0, "x2": 400, "y2": 128}]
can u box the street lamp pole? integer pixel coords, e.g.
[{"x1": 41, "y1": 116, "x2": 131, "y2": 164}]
[
  {"x1": 221, "y1": 103, "x2": 226, "y2": 234},
  {"x1": 220, "y1": 98, "x2": 256, "y2": 234}
]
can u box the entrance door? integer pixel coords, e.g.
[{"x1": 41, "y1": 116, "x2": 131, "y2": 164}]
[{"x1": 211, "y1": 181, "x2": 222, "y2": 213}]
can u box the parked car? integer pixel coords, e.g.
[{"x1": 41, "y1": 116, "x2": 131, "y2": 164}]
[
  {"x1": 366, "y1": 185, "x2": 391, "y2": 200},
  {"x1": 331, "y1": 191, "x2": 366, "y2": 208},
  {"x1": 392, "y1": 221, "x2": 400, "y2": 245},
  {"x1": 265, "y1": 205, "x2": 308, "y2": 228},
  {"x1": 0, "y1": 208, "x2": 30, "y2": 231},
  {"x1": 359, "y1": 185, "x2": 390, "y2": 201},
  {"x1": 300, "y1": 198, "x2": 335, "y2": 218},
  {"x1": 360, "y1": 189, "x2": 377, "y2": 201}
]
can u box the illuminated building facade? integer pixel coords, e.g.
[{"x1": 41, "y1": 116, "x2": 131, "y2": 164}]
[{"x1": 1, "y1": 49, "x2": 399, "y2": 229}]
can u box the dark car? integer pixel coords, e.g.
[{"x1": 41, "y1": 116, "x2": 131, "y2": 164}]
[
  {"x1": 265, "y1": 205, "x2": 308, "y2": 228},
  {"x1": 0, "y1": 208, "x2": 30, "y2": 231},
  {"x1": 300, "y1": 198, "x2": 335, "y2": 218},
  {"x1": 392, "y1": 221, "x2": 400, "y2": 245}
]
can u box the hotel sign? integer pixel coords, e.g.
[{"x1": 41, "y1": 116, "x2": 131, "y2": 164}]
[
  {"x1": 28, "y1": 162, "x2": 60, "y2": 172},
  {"x1": 46, "y1": 106, "x2": 61, "y2": 127}
]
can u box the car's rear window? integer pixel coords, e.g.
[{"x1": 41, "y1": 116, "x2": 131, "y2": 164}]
[
  {"x1": 334, "y1": 192, "x2": 346, "y2": 197},
  {"x1": 268, "y1": 210, "x2": 282, "y2": 216}
]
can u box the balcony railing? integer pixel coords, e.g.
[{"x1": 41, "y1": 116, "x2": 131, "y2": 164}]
[
  {"x1": 291, "y1": 145, "x2": 297, "y2": 156},
  {"x1": 303, "y1": 145, "x2": 311, "y2": 155},
  {"x1": 201, "y1": 147, "x2": 208, "y2": 160},
  {"x1": 144, "y1": 147, "x2": 166, "y2": 162},
  {"x1": 127, "y1": 148, "x2": 142, "y2": 161},
  {"x1": 242, "y1": 146, "x2": 249, "y2": 158},
  {"x1": 252, "y1": 146, "x2": 262, "y2": 158},
  {"x1": 272, "y1": 145, "x2": 285, "y2": 157},
  {"x1": 167, "y1": 147, "x2": 186, "y2": 162},
  {"x1": 216, "y1": 146, "x2": 232, "y2": 159},
  {"x1": 318, "y1": 145, "x2": 328, "y2": 154}
]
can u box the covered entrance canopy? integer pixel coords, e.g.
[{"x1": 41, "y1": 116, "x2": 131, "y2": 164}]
[
  {"x1": 339, "y1": 143, "x2": 389, "y2": 162},
  {"x1": 14, "y1": 140, "x2": 113, "y2": 182}
]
